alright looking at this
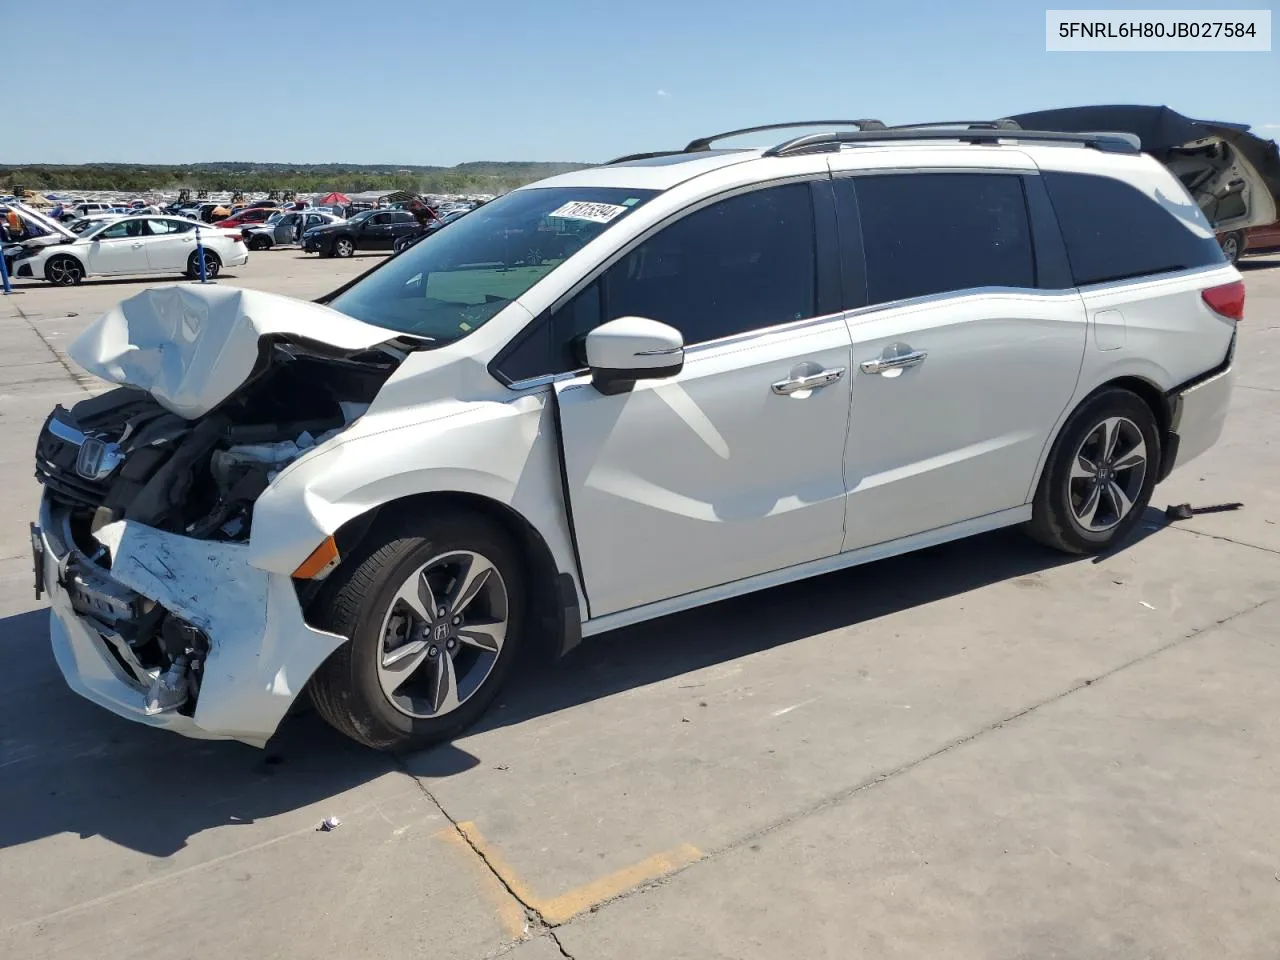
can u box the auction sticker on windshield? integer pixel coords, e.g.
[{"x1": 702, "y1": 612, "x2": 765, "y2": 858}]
[{"x1": 548, "y1": 201, "x2": 629, "y2": 223}]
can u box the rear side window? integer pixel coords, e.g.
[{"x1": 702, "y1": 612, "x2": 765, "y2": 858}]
[
  {"x1": 1041, "y1": 171, "x2": 1225, "y2": 285},
  {"x1": 846, "y1": 173, "x2": 1035, "y2": 306}
]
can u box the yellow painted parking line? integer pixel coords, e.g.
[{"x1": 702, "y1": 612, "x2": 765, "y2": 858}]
[
  {"x1": 537, "y1": 842, "x2": 704, "y2": 924},
  {"x1": 457, "y1": 821, "x2": 703, "y2": 925},
  {"x1": 435, "y1": 827, "x2": 529, "y2": 939}
]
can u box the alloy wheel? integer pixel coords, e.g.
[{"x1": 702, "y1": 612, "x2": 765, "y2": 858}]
[
  {"x1": 1068, "y1": 416, "x2": 1148, "y2": 532},
  {"x1": 1222, "y1": 234, "x2": 1239, "y2": 263},
  {"x1": 376, "y1": 550, "x2": 509, "y2": 719},
  {"x1": 48, "y1": 258, "x2": 82, "y2": 285}
]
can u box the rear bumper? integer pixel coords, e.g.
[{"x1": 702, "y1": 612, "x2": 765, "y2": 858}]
[
  {"x1": 1165, "y1": 341, "x2": 1235, "y2": 475},
  {"x1": 38, "y1": 496, "x2": 346, "y2": 747}
]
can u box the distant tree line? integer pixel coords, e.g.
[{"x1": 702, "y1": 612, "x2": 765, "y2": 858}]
[{"x1": 0, "y1": 161, "x2": 591, "y2": 195}]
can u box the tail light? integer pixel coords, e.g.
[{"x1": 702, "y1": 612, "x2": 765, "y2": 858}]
[{"x1": 1202, "y1": 281, "x2": 1245, "y2": 321}]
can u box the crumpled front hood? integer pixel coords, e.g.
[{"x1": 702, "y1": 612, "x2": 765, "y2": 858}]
[{"x1": 68, "y1": 285, "x2": 403, "y2": 419}]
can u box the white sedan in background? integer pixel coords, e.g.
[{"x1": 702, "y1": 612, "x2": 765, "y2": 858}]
[{"x1": 9, "y1": 215, "x2": 249, "y2": 285}]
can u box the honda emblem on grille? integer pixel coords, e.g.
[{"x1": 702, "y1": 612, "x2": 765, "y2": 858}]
[{"x1": 76, "y1": 437, "x2": 108, "y2": 480}]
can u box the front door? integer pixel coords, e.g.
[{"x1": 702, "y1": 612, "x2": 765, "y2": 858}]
[
  {"x1": 361, "y1": 212, "x2": 395, "y2": 249},
  {"x1": 832, "y1": 172, "x2": 1088, "y2": 550},
  {"x1": 552, "y1": 181, "x2": 853, "y2": 617},
  {"x1": 85, "y1": 219, "x2": 149, "y2": 274}
]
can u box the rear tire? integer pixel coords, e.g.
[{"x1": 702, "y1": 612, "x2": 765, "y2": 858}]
[
  {"x1": 1220, "y1": 231, "x2": 1245, "y2": 265},
  {"x1": 1025, "y1": 388, "x2": 1161, "y2": 555},
  {"x1": 308, "y1": 512, "x2": 526, "y2": 751},
  {"x1": 186, "y1": 250, "x2": 221, "y2": 279},
  {"x1": 249, "y1": 236, "x2": 271, "y2": 251}
]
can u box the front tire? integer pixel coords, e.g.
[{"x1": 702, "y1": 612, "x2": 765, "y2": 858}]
[
  {"x1": 308, "y1": 512, "x2": 526, "y2": 751},
  {"x1": 333, "y1": 236, "x2": 355, "y2": 258},
  {"x1": 45, "y1": 255, "x2": 84, "y2": 285},
  {"x1": 1026, "y1": 388, "x2": 1161, "y2": 555}
]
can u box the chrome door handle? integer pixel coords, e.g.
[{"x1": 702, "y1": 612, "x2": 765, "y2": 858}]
[
  {"x1": 771, "y1": 367, "x2": 846, "y2": 395},
  {"x1": 860, "y1": 350, "x2": 927, "y2": 375}
]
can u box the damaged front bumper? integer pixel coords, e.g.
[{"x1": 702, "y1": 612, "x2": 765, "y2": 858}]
[{"x1": 36, "y1": 495, "x2": 346, "y2": 747}]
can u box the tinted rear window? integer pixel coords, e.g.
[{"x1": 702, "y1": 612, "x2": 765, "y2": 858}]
[
  {"x1": 1042, "y1": 171, "x2": 1225, "y2": 286},
  {"x1": 849, "y1": 173, "x2": 1035, "y2": 306}
]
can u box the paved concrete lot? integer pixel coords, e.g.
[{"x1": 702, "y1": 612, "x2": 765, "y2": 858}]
[{"x1": 2, "y1": 250, "x2": 1279, "y2": 959}]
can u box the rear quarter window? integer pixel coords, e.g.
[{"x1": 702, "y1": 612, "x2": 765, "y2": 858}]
[{"x1": 1041, "y1": 170, "x2": 1226, "y2": 286}]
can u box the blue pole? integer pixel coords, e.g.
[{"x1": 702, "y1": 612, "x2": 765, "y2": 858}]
[
  {"x1": 195, "y1": 227, "x2": 208, "y2": 283},
  {"x1": 0, "y1": 246, "x2": 11, "y2": 295}
]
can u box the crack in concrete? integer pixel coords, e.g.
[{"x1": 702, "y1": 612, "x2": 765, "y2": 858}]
[
  {"x1": 395, "y1": 754, "x2": 552, "y2": 939},
  {"x1": 484, "y1": 931, "x2": 575, "y2": 960},
  {"x1": 525, "y1": 593, "x2": 1277, "y2": 928},
  {"x1": 1162, "y1": 521, "x2": 1280, "y2": 557},
  {"x1": 547, "y1": 929, "x2": 576, "y2": 959},
  {"x1": 12, "y1": 302, "x2": 94, "y2": 393}
]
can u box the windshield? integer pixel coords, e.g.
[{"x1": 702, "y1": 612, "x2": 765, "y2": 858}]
[
  {"x1": 265, "y1": 213, "x2": 284, "y2": 225},
  {"x1": 81, "y1": 219, "x2": 124, "y2": 240},
  {"x1": 347, "y1": 210, "x2": 377, "y2": 224},
  {"x1": 328, "y1": 187, "x2": 657, "y2": 342}
]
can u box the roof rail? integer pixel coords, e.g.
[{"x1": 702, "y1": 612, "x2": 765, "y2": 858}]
[
  {"x1": 603, "y1": 150, "x2": 687, "y2": 165},
  {"x1": 763, "y1": 127, "x2": 1142, "y2": 157},
  {"x1": 683, "y1": 120, "x2": 885, "y2": 153},
  {"x1": 887, "y1": 119, "x2": 1023, "y2": 131}
]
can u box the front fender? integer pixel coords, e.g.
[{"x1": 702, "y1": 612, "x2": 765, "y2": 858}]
[{"x1": 246, "y1": 390, "x2": 581, "y2": 605}]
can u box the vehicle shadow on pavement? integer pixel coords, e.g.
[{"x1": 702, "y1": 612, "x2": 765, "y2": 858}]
[
  {"x1": 0, "y1": 608, "x2": 450, "y2": 857},
  {"x1": 1238, "y1": 256, "x2": 1279, "y2": 272},
  {"x1": 0, "y1": 515, "x2": 1165, "y2": 855},
  {"x1": 434, "y1": 513, "x2": 1168, "y2": 759}
]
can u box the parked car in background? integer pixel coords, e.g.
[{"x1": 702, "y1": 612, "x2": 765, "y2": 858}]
[
  {"x1": 215, "y1": 207, "x2": 279, "y2": 229},
  {"x1": 197, "y1": 203, "x2": 231, "y2": 223},
  {"x1": 243, "y1": 211, "x2": 343, "y2": 249},
  {"x1": 1218, "y1": 221, "x2": 1280, "y2": 263},
  {"x1": 392, "y1": 209, "x2": 470, "y2": 254},
  {"x1": 9, "y1": 215, "x2": 248, "y2": 284},
  {"x1": 301, "y1": 209, "x2": 420, "y2": 257}
]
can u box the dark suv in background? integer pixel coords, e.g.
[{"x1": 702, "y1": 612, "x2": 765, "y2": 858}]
[{"x1": 302, "y1": 209, "x2": 420, "y2": 257}]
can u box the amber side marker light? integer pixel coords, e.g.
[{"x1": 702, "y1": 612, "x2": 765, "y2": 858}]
[
  {"x1": 1202, "y1": 281, "x2": 1245, "y2": 321},
  {"x1": 293, "y1": 536, "x2": 340, "y2": 580}
]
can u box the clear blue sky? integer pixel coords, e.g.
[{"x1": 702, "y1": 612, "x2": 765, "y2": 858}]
[{"x1": 8, "y1": 0, "x2": 1277, "y2": 165}]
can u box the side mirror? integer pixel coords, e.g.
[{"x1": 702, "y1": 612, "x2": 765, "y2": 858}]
[{"x1": 585, "y1": 317, "x2": 684, "y2": 395}]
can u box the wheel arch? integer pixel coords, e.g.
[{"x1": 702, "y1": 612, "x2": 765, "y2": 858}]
[
  {"x1": 300, "y1": 490, "x2": 582, "y2": 659},
  {"x1": 44, "y1": 251, "x2": 86, "y2": 281},
  {"x1": 1027, "y1": 374, "x2": 1173, "y2": 502}
]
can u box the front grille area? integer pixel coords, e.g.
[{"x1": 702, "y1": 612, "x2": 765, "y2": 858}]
[{"x1": 34, "y1": 414, "x2": 112, "y2": 509}]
